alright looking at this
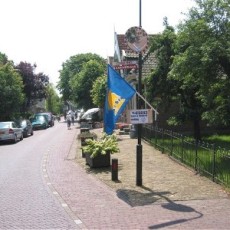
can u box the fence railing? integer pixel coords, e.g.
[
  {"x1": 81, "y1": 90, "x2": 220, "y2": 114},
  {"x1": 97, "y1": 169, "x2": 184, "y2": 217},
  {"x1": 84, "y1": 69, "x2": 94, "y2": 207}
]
[{"x1": 142, "y1": 124, "x2": 230, "y2": 188}]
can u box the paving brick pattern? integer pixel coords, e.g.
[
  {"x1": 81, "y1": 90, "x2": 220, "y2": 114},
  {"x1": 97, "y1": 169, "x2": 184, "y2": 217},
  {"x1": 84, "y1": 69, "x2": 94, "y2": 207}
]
[
  {"x1": 0, "y1": 125, "x2": 79, "y2": 230},
  {"x1": 46, "y1": 122, "x2": 230, "y2": 229}
]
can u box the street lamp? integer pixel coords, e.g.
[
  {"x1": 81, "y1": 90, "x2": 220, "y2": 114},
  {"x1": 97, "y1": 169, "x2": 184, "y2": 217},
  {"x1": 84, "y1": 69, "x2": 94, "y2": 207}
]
[
  {"x1": 136, "y1": 0, "x2": 143, "y2": 186},
  {"x1": 125, "y1": 0, "x2": 147, "y2": 186}
]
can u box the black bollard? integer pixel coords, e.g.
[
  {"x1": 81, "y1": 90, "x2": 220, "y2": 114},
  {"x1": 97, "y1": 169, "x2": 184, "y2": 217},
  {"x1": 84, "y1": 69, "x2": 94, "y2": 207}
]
[{"x1": 111, "y1": 158, "x2": 118, "y2": 181}]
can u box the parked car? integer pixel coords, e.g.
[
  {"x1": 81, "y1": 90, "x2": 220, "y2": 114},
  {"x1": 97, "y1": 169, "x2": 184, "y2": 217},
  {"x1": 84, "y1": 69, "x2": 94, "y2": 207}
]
[
  {"x1": 0, "y1": 121, "x2": 23, "y2": 143},
  {"x1": 18, "y1": 119, "x2": 34, "y2": 137},
  {"x1": 30, "y1": 115, "x2": 49, "y2": 130},
  {"x1": 35, "y1": 112, "x2": 54, "y2": 127}
]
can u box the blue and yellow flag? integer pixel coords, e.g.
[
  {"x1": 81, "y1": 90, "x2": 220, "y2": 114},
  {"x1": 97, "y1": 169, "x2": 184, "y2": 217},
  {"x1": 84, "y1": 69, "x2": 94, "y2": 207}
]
[{"x1": 104, "y1": 64, "x2": 136, "y2": 134}]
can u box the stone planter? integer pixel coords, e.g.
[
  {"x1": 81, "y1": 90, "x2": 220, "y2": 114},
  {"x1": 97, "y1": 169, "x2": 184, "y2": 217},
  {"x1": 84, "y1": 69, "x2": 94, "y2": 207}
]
[
  {"x1": 85, "y1": 151, "x2": 111, "y2": 168},
  {"x1": 82, "y1": 149, "x2": 86, "y2": 158},
  {"x1": 80, "y1": 127, "x2": 90, "y2": 133}
]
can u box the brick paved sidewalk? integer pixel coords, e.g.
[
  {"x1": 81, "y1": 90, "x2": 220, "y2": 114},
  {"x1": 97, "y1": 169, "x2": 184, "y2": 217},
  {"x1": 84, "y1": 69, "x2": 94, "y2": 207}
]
[
  {"x1": 47, "y1": 123, "x2": 230, "y2": 229},
  {"x1": 75, "y1": 127, "x2": 229, "y2": 207}
]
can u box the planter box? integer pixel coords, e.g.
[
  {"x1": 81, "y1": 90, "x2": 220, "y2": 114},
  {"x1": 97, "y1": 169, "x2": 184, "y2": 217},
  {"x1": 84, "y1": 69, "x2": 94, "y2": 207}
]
[
  {"x1": 82, "y1": 149, "x2": 86, "y2": 158},
  {"x1": 85, "y1": 151, "x2": 111, "y2": 168},
  {"x1": 80, "y1": 127, "x2": 90, "y2": 133}
]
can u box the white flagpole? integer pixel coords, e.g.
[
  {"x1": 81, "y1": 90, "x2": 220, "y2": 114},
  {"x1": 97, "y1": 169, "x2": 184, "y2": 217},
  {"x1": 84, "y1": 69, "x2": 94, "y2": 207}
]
[{"x1": 135, "y1": 91, "x2": 159, "y2": 114}]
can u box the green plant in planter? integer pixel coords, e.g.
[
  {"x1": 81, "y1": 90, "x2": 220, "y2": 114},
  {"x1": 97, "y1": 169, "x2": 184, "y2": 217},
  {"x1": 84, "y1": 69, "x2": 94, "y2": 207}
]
[
  {"x1": 77, "y1": 131, "x2": 98, "y2": 148},
  {"x1": 77, "y1": 132, "x2": 97, "y2": 140},
  {"x1": 82, "y1": 133, "x2": 119, "y2": 158}
]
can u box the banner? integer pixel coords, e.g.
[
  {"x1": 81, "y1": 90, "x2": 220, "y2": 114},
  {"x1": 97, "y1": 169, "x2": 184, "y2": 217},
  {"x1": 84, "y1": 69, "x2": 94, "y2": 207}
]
[{"x1": 104, "y1": 64, "x2": 136, "y2": 134}]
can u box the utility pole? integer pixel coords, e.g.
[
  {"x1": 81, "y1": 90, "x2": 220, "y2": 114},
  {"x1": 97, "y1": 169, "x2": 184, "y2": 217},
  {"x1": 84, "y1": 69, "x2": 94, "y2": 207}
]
[
  {"x1": 125, "y1": 0, "x2": 147, "y2": 186},
  {"x1": 136, "y1": 0, "x2": 142, "y2": 186}
]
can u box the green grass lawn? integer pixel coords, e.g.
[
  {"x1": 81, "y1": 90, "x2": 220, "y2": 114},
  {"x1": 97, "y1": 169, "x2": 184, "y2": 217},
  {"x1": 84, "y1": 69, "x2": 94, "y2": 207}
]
[
  {"x1": 203, "y1": 135, "x2": 230, "y2": 150},
  {"x1": 148, "y1": 133, "x2": 230, "y2": 188}
]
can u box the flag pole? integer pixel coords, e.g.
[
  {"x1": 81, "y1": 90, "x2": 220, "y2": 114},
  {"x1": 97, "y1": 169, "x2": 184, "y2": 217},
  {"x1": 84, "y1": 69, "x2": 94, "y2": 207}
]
[
  {"x1": 136, "y1": 0, "x2": 143, "y2": 186},
  {"x1": 136, "y1": 91, "x2": 159, "y2": 114}
]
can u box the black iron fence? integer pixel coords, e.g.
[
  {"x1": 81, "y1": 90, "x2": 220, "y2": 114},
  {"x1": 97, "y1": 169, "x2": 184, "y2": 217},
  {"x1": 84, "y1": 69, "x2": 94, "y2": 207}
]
[{"x1": 142, "y1": 124, "x2": 230, "y2": 188}]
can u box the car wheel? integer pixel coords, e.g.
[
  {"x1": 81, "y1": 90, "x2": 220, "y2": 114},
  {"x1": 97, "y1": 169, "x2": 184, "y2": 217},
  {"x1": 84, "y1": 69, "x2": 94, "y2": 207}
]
[
  {"x1": 20, "y1": 134, "x2": 23, "y2": 141},
  {"x1": 13, "y1": 135, "x2": 17, "y2": 143},
  {"x1": 31, "y1": 130, "x2": 34, "y2": 136}
]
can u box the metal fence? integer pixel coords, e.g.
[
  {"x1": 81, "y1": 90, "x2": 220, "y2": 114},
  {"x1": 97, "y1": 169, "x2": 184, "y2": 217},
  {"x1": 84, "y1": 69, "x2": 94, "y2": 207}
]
[{"x1": 142, "y1": 124, "x2": 230, "y2": 188}]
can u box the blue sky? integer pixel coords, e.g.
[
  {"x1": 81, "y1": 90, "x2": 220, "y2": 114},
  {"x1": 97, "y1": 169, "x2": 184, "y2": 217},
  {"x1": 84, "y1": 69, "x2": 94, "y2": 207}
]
[{"x1": 0, "y1": 0, "x2": 195, "y2": 86}]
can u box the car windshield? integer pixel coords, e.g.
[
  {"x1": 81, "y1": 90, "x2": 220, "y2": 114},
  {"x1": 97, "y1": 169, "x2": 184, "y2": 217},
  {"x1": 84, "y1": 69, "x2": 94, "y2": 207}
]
[
  {"x1": 36, "y1": 113, "x2": 50, "y2": 119},
  {"x1": 20, "y1": 120, "x2": 27, "y2": 127},
  {"x1": 37, "y1": 116, "x2": 45, "y2": 121}
]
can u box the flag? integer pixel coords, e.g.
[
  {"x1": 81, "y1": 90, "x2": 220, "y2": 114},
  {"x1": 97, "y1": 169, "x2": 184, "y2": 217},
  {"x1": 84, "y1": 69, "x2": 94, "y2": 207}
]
[{"x1": 104, "y1": 64, "x2": 136, "y2": 134}]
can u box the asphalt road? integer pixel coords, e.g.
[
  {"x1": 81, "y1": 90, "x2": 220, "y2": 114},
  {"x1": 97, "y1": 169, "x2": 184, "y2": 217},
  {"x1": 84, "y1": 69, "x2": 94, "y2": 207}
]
[{"x1": 0, "y1": 121, "x2": 78, "y2": 229}]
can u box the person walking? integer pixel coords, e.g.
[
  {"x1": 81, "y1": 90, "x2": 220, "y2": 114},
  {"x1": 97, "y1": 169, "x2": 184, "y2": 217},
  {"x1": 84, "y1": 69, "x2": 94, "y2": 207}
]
[
  {"x1": 70, "y1": 110, "x2": 75, "y2": 126},
  {"x1": 66, "y1": 112, "x2": 71, "y2": 129}
]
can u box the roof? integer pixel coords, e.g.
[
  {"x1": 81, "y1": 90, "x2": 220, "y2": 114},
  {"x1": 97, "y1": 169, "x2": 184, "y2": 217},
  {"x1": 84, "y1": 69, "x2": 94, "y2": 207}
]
[{"x1": 114, "y1": 33, "x2": 158, "y2": 78}]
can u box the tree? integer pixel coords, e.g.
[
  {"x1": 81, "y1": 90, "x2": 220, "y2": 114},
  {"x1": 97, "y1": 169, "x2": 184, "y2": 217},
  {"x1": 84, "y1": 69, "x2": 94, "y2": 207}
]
[
  {"x1": 189, "y1": 0, "x2": 230, "y2": 126},
  {"x1": 91, "y1": 75, "x2": 107, "y2": 108},
  {"x1": 145, "y1": 0, "x2": 230, "y2": 140},
  {"x1": 57, "y1": 53, "x2": 106, "y2": 102},
  {"x1": 145, "y1": 18, "x2": 177, "y2": 110},
  {"x1": 0, "y1": 52, "x2": 8, "y2": 65},
  {"x1": 45, "y1": 84, "x2": 62, "y2": 114},
  {"x1": 0, "y1": 59, "x2": 24, "y2": 120},
  {"x1": 169, "y1": 0, "x2": 230, "y2": 139},
  {"x1": 70, "y1": 60, "x2": 105, "y2": 109},
  {"x1": 16, "y1": 62, "x2": 49, "y2": 111}
]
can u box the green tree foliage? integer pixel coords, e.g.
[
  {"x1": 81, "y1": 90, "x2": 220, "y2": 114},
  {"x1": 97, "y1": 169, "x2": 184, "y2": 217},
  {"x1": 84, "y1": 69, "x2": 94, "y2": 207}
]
[
  {"x1": 16, "y1": 62, "x2": 49, "y2": 110},
  {"x1": 58, "y1": 53, "x2": 106, "y2": 102},
  {"x1": 45, "y1": 84, "x2": 62, "y2": 114},
  {"x1": 0, "y1": 58, "x2": 24, "y2": 120},
  {"x1": 70, "y1": 60, "x2": 105, "y2": 109},
  {"x1": 169, "y1": 0, "x2": 230, "y2": 139},
  {"x1": 91, "y1": 75, "x2": 107, "y2": 108},
  {"x1": 190, "y1": 0, "x2": 230, "y2": 126},
  {"x1": 146, "y1": 0, "x2": 229, "y2": 140},
  {"x1": 145, "y1": 18, "x2": 177, "y2": 109},
  {"x1": 0, "y1": 52, "x2": 8, "y2": 65}
]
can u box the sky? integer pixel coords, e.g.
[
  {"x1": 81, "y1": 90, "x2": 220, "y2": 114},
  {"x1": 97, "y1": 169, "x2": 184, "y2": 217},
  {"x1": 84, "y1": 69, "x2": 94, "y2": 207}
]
[{"x1": 0, "y1": 0, "x2": 195, "y2": 87}]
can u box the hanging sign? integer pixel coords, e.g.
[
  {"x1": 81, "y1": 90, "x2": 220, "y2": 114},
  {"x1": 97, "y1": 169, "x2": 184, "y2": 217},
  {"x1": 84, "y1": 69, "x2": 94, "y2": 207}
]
[
  {"x1": 113, "y1": 61, "x2": 138, "y2": 70},
  {"x1": 126, "y1": 109, "x2": 153, "y2": 124}
]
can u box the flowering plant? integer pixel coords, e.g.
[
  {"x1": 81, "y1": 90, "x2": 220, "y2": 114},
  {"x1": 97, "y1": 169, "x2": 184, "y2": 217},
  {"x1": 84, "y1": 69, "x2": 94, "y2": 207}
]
[{"x1": 82, "y1": 133, "x2": 119, "y2": 158}]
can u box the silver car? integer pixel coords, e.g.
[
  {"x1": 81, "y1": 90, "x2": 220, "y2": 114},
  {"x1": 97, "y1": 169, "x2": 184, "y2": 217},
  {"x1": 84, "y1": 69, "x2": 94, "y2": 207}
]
[{"x1": 0, "y1": 121, "x2": 23, "y2": 143}]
